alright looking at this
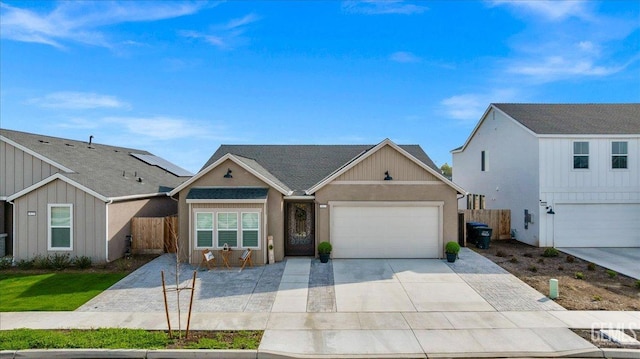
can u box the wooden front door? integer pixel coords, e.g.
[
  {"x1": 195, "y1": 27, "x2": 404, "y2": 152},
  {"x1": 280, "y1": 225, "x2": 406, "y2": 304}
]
[{"x1": 285, "y1": 202, "x2": 315, "y2": 256}]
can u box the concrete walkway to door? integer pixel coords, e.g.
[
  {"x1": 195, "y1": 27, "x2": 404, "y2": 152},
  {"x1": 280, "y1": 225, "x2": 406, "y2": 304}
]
[{"x1": 559, "y1": 247, "x2": 640, "y2": 280}]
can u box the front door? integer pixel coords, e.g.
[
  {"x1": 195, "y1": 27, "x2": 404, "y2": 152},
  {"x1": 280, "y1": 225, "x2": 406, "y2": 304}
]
[{"x1": 285, "y1": 202, "x2": 315, "y2": 256}]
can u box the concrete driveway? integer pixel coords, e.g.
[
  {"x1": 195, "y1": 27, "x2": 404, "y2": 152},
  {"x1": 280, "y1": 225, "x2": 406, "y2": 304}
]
[
  {"x1": 77, "y1": 248, "x2": 564, "y2": 313},
  {"x1": 558, "y1": 247, "x2": 640, "y2": 279}
]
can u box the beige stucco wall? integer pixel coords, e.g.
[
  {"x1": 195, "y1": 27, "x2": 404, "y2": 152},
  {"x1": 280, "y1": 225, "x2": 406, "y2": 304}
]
[
  {"x1": 176, "y1": 159, "x2": 285, "y2": 265},
  {"x1": 13, "y1": 179, "x2": 107, "y2": 262},
  {"x1": 107, "y1": 196, "x2": 178, "y2": 261}
]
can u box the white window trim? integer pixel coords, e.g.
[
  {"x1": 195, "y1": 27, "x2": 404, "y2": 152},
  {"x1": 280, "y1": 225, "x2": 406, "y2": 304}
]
[
  {"x1": 48, "y1": 204, "x2": 73, "y2": 251},
  {"x1": 611, "y1": 140, "x2": 629, "y2": 170},
  {"x1": 216, "y1": 212, "x2": 239, "y2": 249},
  {"x1": 194, "y1": 212, "x2": 214, "y2": 249},
  {"x1": 572, "y1": 141, "x2": 590, "y2": 170},
  {"x1": 241, "y1": 211, "x2": 261, "y2": 249}
]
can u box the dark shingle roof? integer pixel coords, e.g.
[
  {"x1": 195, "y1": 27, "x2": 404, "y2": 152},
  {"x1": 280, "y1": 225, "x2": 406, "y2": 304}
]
[
  {"x1": 1, "y1": 129, "x2": 190, "y2": 198},
  {"x1": 493, "y1": 103, "x2": 640, "y2": 135},
  {"x1": 186, "y1": 187, "x2": 269, "y2": 200},
  {"x1": 201, "y1": 144, "x2": 439, "y2": 194}
]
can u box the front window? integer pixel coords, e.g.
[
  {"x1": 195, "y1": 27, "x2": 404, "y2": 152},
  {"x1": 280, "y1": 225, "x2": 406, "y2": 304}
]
[
  {"x1": 195, "y1": 213, "x2": 213, "y2": 248},
  {"x1": 49, "y1": 204, "x2": 72, "y2": 250},
  {"x1": 217, "y1": 212, "x2": 238, "y2": 247},
  {"x1": 573, "y1": 142, "x2": 589, "y2": 169},
  {"x1": 612, "y1": 141, "x2": 628, "y2": 169},
  {"x1": 242, "y1": 212, "x2": 260, "y2": 248}
]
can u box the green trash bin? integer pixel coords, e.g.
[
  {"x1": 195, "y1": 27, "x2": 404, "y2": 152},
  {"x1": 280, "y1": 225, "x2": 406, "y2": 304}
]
[{"x1": 475, "y1": 227, "x2": 492, "y2": 249}]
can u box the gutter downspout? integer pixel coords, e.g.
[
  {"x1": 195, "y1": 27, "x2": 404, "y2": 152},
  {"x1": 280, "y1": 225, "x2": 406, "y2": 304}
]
[
  {"x1": 105, "y1": 199, "x2": 113, "y2": 263},
  {"x1": 8, "y1": 200, "x2": 15, "y2": 265}
]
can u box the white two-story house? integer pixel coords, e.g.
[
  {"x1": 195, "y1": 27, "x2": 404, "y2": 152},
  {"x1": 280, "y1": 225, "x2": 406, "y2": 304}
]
[{"x1": 452, "y1": 103, "x2": 639, "y2": 248}]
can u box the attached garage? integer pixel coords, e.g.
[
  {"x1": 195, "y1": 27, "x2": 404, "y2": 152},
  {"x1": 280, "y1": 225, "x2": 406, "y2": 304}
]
[
  {"x1": 554, "y1": 203, "x2": 640, "y2": 248},
  {"x1": 330, "y1": 201, "x2": 443, "y2": 258}
]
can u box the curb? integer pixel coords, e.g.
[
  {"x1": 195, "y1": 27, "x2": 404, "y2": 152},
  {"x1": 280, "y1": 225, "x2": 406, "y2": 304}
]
[{"x1": 1, "y1": 349, "x2": 258, "y2": 359}]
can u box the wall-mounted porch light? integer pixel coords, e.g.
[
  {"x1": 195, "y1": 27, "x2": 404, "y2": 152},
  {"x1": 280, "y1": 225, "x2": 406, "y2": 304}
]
[
  {"x1": 384, "y1": 171, "x2": 393, "y2": 181},
  {"x1": 224, "y1": 169, "x2": 233, "y2": 178},
  {"x1": 546, "y1": 206, "x2": 555, "y2": 215}
]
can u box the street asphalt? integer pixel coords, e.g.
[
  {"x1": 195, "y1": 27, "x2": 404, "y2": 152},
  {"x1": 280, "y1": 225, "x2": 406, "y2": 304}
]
[{"x1": 1, "y1": 248, "x2": 639, "y2": 358}]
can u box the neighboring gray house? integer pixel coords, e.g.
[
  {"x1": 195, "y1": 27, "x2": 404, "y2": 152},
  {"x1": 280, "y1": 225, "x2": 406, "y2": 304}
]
[
  {"x1": 452, "y1": 103, "x2": 639, "y2": 248},
  {"x1": 0, "y1": 129, "x2": 191, "y2": 263},
  {"x1": 170, "y1": 139, "x2": 466, "y2": 266}
]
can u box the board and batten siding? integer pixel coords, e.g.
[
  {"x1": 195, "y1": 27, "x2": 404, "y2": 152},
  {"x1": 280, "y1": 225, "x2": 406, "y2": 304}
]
[
  {"x1": 335, "y1": 145, "x2": 438, "y2": 181},
  {"x1": 14, "y1": 179, "x2": 107, "y2": 262},
  {"x1": 0, "y1": 140, "x2": 60, "y2": 197},
  {"x1": 452, "y1": 108, "x2": 540, "y2": 246},
  {"x1": 538, "y1": 137, "x2": 640, "y2": 247}
]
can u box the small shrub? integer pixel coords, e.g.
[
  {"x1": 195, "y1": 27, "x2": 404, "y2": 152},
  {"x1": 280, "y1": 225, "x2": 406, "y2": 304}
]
[
  {"x1": 528, "y1": 265, "x2": 537, "y2": 272},
  {"x1": 509, "y1": 257, "x2": 519, "y2": 264},
  {"x1": 635, "y1": 280, "x2": 640, "y2": 289},
  {"x1": 524, "y1": 253, "x2": 533, "y2": 258},
  {"x1": 317, "y1": 241, "x2": 333, "y2": 254},
  {"x1": 557, "y1": 265, "x2": 564, "y2": 271},
  {"x1": 0, "y1": 257, "x2": 13, "y2": 269},
  {"x1": 445, "y1": 241, "x2": 461, "y2": 254},
  {"x1": 575, "y1": 272, "x2": 585, "y2": 280},
  {"x1": 606, "y1": 269, "x2": 617, "y2": 278},
  {"x1": 587, "y1": 262, "x2": 596, "y2": 271},
  {"x1": 566, "y1": 255, "x2": 575, "y2": 263},
  {"x1": 542, "y1": 248, "x2": 559, "y2": 257},
  {"x1": 537, "y1": 258, "x2": 544, "y2": 263},
  {"x1": 50, "y1": 253, "x2": 72, "y2": 270},
  {"x1": 495, "y1": 250, "x2": 507, "y2": 257},
  {"x1": 16, "y1": 258, "x2": 34, "y2": 269},
  {"x1": 32, "y1": 254, "x2": 52, "y2": 269},
  {"x1": 592, "y1": 295, "x2": 602, "y2": 301},
  {"x1": 74, "y1": 256, "x2": 93, "y2": 269}
]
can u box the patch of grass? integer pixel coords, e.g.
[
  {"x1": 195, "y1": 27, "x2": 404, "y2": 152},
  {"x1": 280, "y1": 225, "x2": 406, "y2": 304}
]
[
  {"x1": 509, "y1": 257, "x2": 519, "y2": 264},
  {"x1": 566, "y1": 255, "x2": 575, "y2": 263},
  {"x1": 528, "y1": 265, "x2": 537, "y2": 272},
  {"x1": 606, "y1": 269, "x2": 617, "y2": 278},
  {"x1": 592, "y1": 295, "x2": 602, "y2": 302},
  {"x1": 575, "y1": 272, "x2": 585, "y2": 280},
  {"x1": 0, "y1": 272, "x2": 126, "y2": 311},
  {"x1": 635, "y1": 280, "x2": 640, "y2": 289},
  {"x1": 542, "y1": 248, "x2": 559, "y2": 257},
  {"x1": 587, "y1": 262, "x2": 596, "y2": 271},
  {"x1": 0, "y1": 329, "x2": 262, "y2": 350},
  {"x1": 537, "y1": 258, "x2": 544, "y2": 263}
]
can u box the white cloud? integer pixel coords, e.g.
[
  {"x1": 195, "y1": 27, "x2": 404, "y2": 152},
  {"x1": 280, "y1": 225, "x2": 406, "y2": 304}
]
[
  {"x1": 441, "y1": 89, "x2": 520, "y2": 122},
  {"x1": 179, "y1": 13, "x2": 260, "y2": 49},
  {"x1": 103, "y1": 116, "x2": 233, "y2": 141},
  {"x1": 507, "y1": 56, "x2": 627, "y2": 81},
  {"x1": 0, "y1": 1, "x2": 207, "y2": 49},
  {"x1": 389, "y1": 51, "x2": 421, "y2": 63},
  {"x1": 342, "y1": 1, "x2": 427, "y2": 15},
  {"x1": 488, "y1": 0, "x2": 590, "y2": 21},
  {"x1": 29, "y1": 91, "x2": 130, "y2": 110}
]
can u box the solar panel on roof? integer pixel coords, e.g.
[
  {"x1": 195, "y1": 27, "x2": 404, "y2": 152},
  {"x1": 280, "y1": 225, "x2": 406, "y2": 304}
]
[{"x1": 130, "y1": 153, "x2": 193, "y2": 177}]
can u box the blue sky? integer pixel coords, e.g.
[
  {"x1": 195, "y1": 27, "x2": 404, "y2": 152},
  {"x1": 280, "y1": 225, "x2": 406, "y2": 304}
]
[{"x1": 1, "y1": 1, "x2": 639, "y2": 173}]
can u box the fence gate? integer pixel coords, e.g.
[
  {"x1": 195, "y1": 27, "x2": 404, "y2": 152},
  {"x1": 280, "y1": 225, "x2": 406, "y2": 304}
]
[
  {"x1": 460, "y1": 209, "x2": 511, "y2": 245},
  {"x1": 131, "y1": 216, "x2": 178, "y2": 254}
]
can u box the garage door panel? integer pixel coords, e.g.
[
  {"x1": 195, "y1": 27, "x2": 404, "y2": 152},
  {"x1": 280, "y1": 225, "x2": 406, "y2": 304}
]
[
  {"x1": 332, "y1": 205, "x2": 440, "y2": 258},
  {"x1": 555, "y1": 204, "x2": 640, "y2": 247}
]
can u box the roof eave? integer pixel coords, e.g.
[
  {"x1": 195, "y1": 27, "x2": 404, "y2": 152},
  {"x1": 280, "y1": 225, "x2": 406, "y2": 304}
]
[{"x1": 7, "y1": 173, "x2": 109, "y2": 202}]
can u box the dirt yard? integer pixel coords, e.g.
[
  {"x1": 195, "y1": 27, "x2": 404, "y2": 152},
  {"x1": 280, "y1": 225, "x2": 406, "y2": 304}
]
[{"x1": 471, "y1": 240, "x2": 640, "y2": 311}]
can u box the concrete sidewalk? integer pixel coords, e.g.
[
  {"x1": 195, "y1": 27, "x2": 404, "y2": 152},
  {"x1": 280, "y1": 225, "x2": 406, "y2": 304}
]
[
  {"x1": 559, "y1": 247, "x2": 640, "y2": 280},
  {"x1": 1, "y1": 310, "x2": 638, "y2": 357}
]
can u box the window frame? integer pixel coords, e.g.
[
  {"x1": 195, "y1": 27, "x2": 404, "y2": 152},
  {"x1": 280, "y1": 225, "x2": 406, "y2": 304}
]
[
  {"x1": 48, "y1": 204, "x2": 73, "y2": 251},
  {"x1": 241, "y1": 212, "x2": 260, "y2": 249},
  {"x1": 194, "y1": 212, "x2": 214, "y2": 249},
  {"x1": 572, "y1": 141, "x2": 589, "y2": 170},
  {"x1": 481, "y1": 150, "x2": 487, "y2": 172},
  {"x1": 216, "y1": 212, "x2": 239, "y2": 248},
  {"x1": 611, "y1": 141, "x2": 628, "y2": 170}
]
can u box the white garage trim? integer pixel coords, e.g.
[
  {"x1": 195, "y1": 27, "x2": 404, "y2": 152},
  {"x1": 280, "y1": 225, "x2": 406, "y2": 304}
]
[
  {"x1": 553, "y1": 202, "x2": 640, "y2": 248},
  {"x1": 329, "y1": 201, "x2": 444, "y2": 259}
]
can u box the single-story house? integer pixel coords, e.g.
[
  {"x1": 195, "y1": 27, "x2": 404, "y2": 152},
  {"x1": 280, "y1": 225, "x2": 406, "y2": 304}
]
[
  {"x1": 169, "y1": 139, "x2": 466, "y2": 265},
  {"x1": 452, "y1": 103, "x2": 639, "y2": 248},
  {"x1": 0, "y1": 129, "x2": 192, "y2": 263}
]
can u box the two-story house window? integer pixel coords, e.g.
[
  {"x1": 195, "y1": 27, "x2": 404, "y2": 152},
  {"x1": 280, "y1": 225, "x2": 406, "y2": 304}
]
[
  {"x1": 573, "y1": 142, "x2": 589, "y2": 169},
  {"x1": 612, "y1": 141, "x2": 628, "y2": 169}
]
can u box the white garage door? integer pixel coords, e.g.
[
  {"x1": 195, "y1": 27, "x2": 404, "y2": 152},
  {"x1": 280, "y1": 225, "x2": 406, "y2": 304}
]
[
  {"x1": 331, "y1": 203, "x2": 441, "y2": 258},
  {"x1": 555, "y1": 203, "x2": 640, "y2": 247}
]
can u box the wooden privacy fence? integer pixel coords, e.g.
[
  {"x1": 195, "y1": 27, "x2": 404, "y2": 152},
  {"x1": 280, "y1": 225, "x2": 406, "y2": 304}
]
[
  {"x1": 461, "y1": 209, "x2": 511, "y2": 241},
  {"x1": 131, "y1": 216, "x2": 178, "y2": 254}
]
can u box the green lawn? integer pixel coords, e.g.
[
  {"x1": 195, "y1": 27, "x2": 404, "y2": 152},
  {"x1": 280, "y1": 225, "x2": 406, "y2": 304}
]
[
  {"x1": 0, "y1": 329, "x2": 263, "y2": 350},
  {"x1": 0, "y1": 272, "x2": 127, "y2": 311}
]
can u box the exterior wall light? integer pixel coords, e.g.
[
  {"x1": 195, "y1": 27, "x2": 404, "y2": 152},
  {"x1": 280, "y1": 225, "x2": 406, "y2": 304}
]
[
  {"x1": 384, "y1": 171, "x2": 393, "y2": 181},
  {"x1": 546, "y1": 206, "x2": 555, "y2": 214},
  {"x1": 224, "y1": 169, "x2": 233, "y2": 178}
]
